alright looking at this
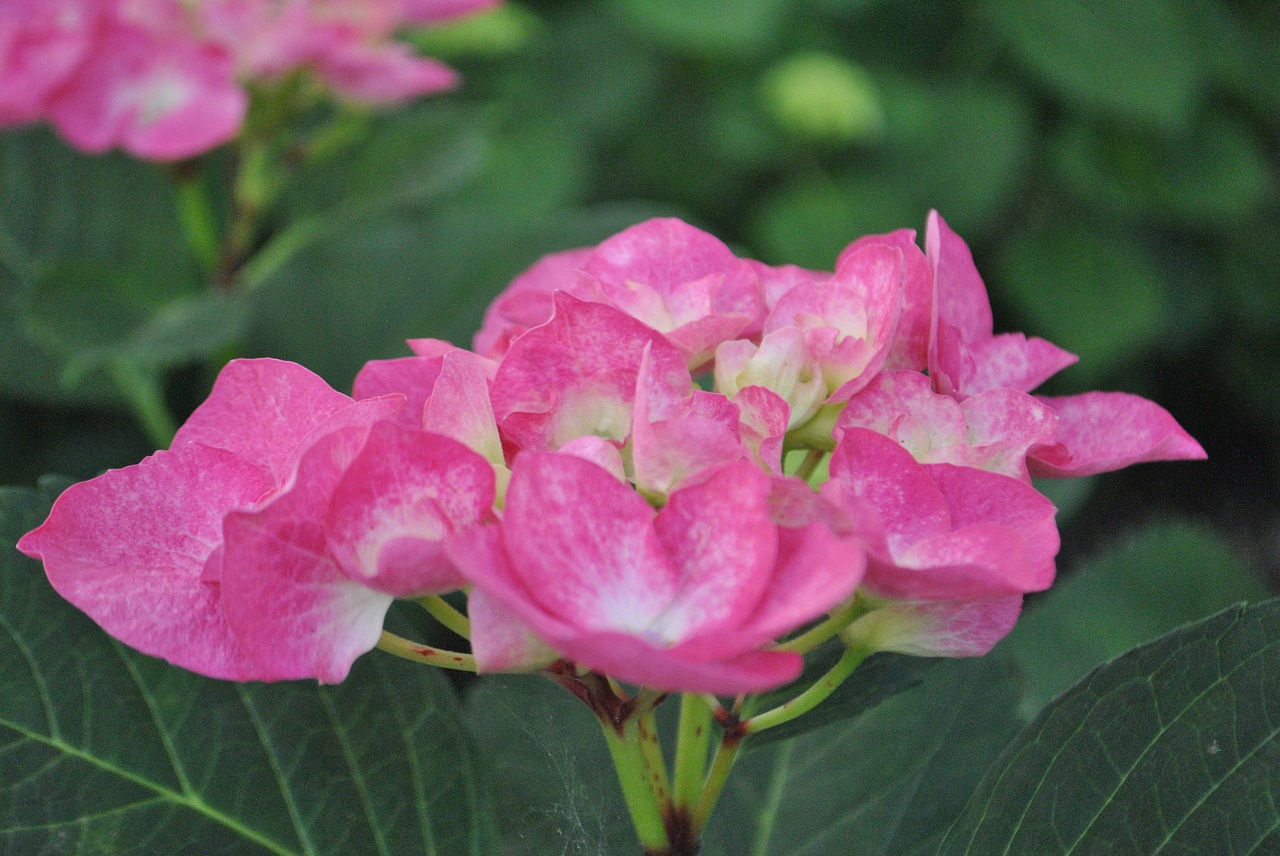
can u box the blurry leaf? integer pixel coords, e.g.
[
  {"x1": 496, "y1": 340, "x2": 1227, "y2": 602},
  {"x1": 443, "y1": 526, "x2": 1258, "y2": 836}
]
[
  {"x1": 751, "y1": 177, "x2": 922, "y2": 269},
  {"x1": 21, "y1": 261, "x2": 247, "y2": 386},
  {"x1": 744, "y1": 648, "x2": 936, "y2": 750},
  {"x1": 996, "y1": 220, "x2": 1166, "y2": 383},
  {"x1": 1052, "y1": 112, "x2": 1272, "y2": 227},
  {"x1": 611, "y1": 0, "x2": 789, "y2": 58},
  {"x1": 1, "y1": 481, "x2": 496, "y2": 855},
  {"x1": 988, "y1": 0, "x2": 1201, "y2": 130},
  {"x1": 284, "y1": 103, "x2": 488, "y2": 217},
  {"x1": 704, "y1": 657, "x2": 1021, "y2": 856},
  {"x1": 1001, "y1": 521, "x2": 1269, "y2": 717},
  {"x1": 0, "y1": 129, "x2": 200, "y2": 406},
  {"x1": 877, "y1": 78, "x2": 1033, "y2": 235},
  {"x1": 939, "y1": 599, "x2": 1280, "y2": 855}
]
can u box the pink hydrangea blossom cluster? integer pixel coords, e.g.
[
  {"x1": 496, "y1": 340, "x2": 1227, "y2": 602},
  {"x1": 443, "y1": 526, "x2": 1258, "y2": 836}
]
[
  {"x1": 18, "y1": 213, "x2": 1205, "y2": 694},
  {"x1": 0, "y1": 0, "x2": 498, "y2": 160}
]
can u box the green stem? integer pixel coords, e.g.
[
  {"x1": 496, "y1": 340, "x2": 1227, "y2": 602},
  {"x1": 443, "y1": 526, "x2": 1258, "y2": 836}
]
[
  {"x1": 636, "y1": 707, "x2": 671, "y2": 808},
  {"x1": 108, "y1": 361, "x2": 177, "y2": 448},
  {"x1": 602, "y1": 718, "x2": 671, "y2": 853},
  {"x1": 416, "y1": 594, "x2": 471, "y2": 639},
  {"x1": 672, "y1": 693, "x2": 713, "y2": 811},
  {"x1": 174, "y1": 175, "x2": 221, "y2": 276},
  {"x1": 744, "y1": 642, "x2": 871, "y2": 735},
  {"x1": 376, "y1": 631, "x2": 476, "y2": 672},
  {"x1": 691, "y1": 730, "x2": 744, "y2": 833},
  {"x1": 774, "y1": 596, "x2": 866, "y2": 655},
  {"x1": 792, "y1": 448, "x2": 826, "y2": 482}
]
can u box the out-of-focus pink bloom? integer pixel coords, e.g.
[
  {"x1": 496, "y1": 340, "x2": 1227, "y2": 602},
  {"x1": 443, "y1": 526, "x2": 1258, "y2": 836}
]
[
  {"x1": 451, "y1": 454, "x2": 864, "y2": 693},
  {"x1": 1, "y1": 0, "x2": 492, "y2": 159}
]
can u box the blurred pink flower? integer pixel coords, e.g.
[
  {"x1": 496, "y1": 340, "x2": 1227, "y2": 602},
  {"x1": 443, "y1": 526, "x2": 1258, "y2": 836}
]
[{"x1": 0, "y1": 0, "x2": 498, "y2": 159}]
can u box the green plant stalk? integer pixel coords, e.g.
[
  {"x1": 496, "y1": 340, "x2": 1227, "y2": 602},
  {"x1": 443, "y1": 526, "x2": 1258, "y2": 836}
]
[
  {"x1": 376, "y1": 630, "x2": 477, "y2": 672},
  {"x1": 108, "y1": 360, "x2": 177, "y2": 448},
  {"x1": 774, "y1": 596, "x2": 867, "y2": 654},
  {"x1": 416, "y1": 594, "x2": 472, "y2": 639},
  {"x1": 792, "y1": 448, "x2": 827, "y2": 482},
  {"x1": 636, "y1": 707, "x2": 672, "y2": 808},
  {"x1": 745, "y1": 641, "x2": 871, "y2": 734},
  {"x1": 603, "y1": 718, "x2": 671, "y2": 853},
  {"x1": 174, "y1": 175, "x2": 221, "y2": 276},
  {"x1": 671, "y1": 693, "x2": 713, "y2": 810},
  {"x1": 691, "y1": 729, "x2": 744, "y2": 833}
]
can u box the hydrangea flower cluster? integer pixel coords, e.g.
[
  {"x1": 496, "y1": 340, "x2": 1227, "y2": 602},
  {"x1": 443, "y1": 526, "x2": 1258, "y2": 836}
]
[
  {"x1": 18, "y1": 213, "x2": 1205, "y2": 696},
  {"x1": 0, "y1": 0, "x2": 498, "y2": 160}
]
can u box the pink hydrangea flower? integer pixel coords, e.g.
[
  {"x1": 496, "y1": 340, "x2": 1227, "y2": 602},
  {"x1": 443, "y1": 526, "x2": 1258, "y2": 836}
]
[
  {"x1": 0, "y1": 0, "x2": 498, "y2": 159},
  {"x1": 450, "y1": 453, "x2": 864, "y2": 694},
  {"x1": 17, "y1": 359, "x2": 490, "y2": 683}
]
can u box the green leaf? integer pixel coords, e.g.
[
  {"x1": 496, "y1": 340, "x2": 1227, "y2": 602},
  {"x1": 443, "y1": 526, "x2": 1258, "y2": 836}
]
[
  {"x1": 1, "y1": 481, "x2": 495, "y2": 855},
  {"x1": 465, "y1": 657, "x2": 1019, "y2": 855},
  {"x1": 1001, "y1": 521, "x2": 1269, "y2": 717},
  {"x1": 22, "y1": 261, "x2": 248, "y2": 381},
  {"x1": 704, "y1": 657, "x2": 1022, "y2": 856},
  {"x1": 464, "y1": 674, "x2": 636, "y2": 855},
  {"x1": 939, "y1": 599, "x2": 1280, "y2": 855},
  {"x1": 987, "y1": 0, "x2": 1201, "y2": 130},
  {"x1": 610, "y1": 0, "x2": 790, "y2": 58},
  {"x1": 995, "y1": 220, "x2": 1166, "y2": 384}
]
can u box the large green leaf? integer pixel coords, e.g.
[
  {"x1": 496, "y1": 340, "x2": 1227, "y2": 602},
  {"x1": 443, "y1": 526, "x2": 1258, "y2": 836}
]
[
  {"x1": 703, "y1": 657, "x2": 1022, "y2": 856},
  {"x1": 1001, "y1": 521, "x2": 1269, "y2": 717},
  {"x1": 986, "y1": 0, "x2": 1201, "y2": 130},
  {"x1": 939, "y1": 599, "x2": 1280, "y2": 855},
  {"x1": 1, "y1": 480, "x2": 495, "y2": 855},
  {"x1": 610, "y1": 0, "x2": 790, "y2": 58},
  {"x1": 466, "y1": 656, "x2": 1020, "y2": 855}
]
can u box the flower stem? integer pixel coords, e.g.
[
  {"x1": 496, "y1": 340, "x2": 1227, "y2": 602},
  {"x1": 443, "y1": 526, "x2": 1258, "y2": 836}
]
[
  {"x1": 743, "y1": 642, "x2": 871, "y2": 735},
  {"x1": 602, "y1": 718, "x2": 671, "y2": 853},
  {"x1": 376, "y1": 631, "x2": 476, "y2": 672},
  {"x1": 108, "y1": 360, "x2": 177, "y2": 448},
  {"x1": 691, "y1": 728, "x2": 744, "y2": 833},
  {"x1": 792, "y1": 448, "x2": 827, "y2": 482},
  {"x1": 416, "y1": 594, "x2": 471, "y2": 639},
  {"x1": 774, "y1": 596, "x2": 866, "y2": 655},
  {"x1": 672, "y1": 693, "x2": 713, "y2": 811}
]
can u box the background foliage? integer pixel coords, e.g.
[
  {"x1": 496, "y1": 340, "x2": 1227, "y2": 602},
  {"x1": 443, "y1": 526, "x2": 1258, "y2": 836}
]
[{"x1": 2, "y1": 0, "x2": 1277, "y2": 853}]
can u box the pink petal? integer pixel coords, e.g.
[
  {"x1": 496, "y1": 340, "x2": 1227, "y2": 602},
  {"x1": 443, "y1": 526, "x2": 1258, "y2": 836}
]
[
  {"x1": 172, "y1": 358, "x2": 357, "y2": 486},
  {"x1": 219, "y1": 424, "x2": 396, "y2": 683},
  {"x1": 551, "y1": 630, "x2": 803, "y2": 695},
  {"x1": 733, "y1": 385, "x2": 790, "y2": 474},
  {"x1": 48, "y1": 19, "x2": 245, "y2": 159},
  {"x1": 463, "y1": 586, "x2": 558, "y2": 674},
  {"x1": 352, "y1": 355, "x2": 443, "y2": 429},
  {"x1": 963, "y1": 333, "x2": 1078, "y2": 396},
  {"x1": 0, "y1": 0, "x2": 99, "y2": 125},
  {"x1": 424, "y1": 349, "x2": 503, "y2": 463},
  {"x1": 926, "y1": 210, "x2": 992, "y2": 348},
  {"x1": 491, "y1": 293, "x2": 689, "y2": 451},
  {"x1": 649, "y1": 462, "x2": 778, "y2": 640},
  {"x1": 325, "y1": 422, "x2": 494, "y2": 596},
  {"x1": 840, "y1": 229, "x2": 932, "y2": 372},
  {"x1": 582, "y1": 218, "x2": 762, "y2": 325},
  {"x1": 473, "y1": 247, "x2": 593, "y2": 359},
  {"x1": 1028, "y1": 391, "x2": 1207, "y2": 478},
  {"x1": 316, "y1": 42, "x2": 457, "y2": 103},
  {"x1": 847, "y1": 596, "x2": 1024, "y2": 658},
  {"x1": 501, "y1": 451, "x2": 678, "y2": 632},
  {"x1": 17, "y1": 445, "x2": 272, "y2": 680}
]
